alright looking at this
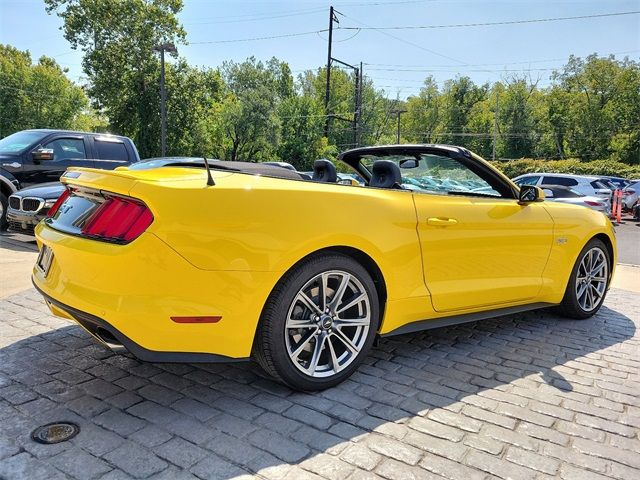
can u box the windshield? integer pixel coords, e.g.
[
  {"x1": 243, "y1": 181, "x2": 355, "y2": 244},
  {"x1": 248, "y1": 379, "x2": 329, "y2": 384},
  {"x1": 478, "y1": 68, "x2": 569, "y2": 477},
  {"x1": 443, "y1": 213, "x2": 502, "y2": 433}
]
[
  {"x1": 360, "y1": 153, "x2": 504, "y2": 197},
  {"x1": 0, "y1": 131, "x2": 48, "y2": 155}
]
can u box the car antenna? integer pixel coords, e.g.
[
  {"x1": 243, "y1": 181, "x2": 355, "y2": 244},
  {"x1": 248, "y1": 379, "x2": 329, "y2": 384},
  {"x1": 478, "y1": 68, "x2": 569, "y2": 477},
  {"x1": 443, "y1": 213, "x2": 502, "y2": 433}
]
[{"x1": 203, "y1": 157, "x2": 215, "y2": 186}]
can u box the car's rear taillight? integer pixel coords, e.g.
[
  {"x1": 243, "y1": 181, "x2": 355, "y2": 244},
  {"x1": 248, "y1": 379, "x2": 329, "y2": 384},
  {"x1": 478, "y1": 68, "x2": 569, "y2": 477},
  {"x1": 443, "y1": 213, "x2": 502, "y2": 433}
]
[
  {"x1": 585, "y1": 200, "x2": 603, "y2": 207},
  {"x1": 623, "y1": 189, "x2": 635, "y2": 196},
  {"x1": 81, "y1": 196, "x2": 153, "y2": 243},
  {"x1": 47, "y1": 189, "x2": 71, "y2": 217}
]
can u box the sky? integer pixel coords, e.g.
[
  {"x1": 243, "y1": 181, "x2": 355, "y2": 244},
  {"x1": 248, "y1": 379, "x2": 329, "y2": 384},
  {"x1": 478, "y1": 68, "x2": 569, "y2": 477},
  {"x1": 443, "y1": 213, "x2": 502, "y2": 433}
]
[{"x1": 1, "y1": 0, "x2": 639, "y2": 98}]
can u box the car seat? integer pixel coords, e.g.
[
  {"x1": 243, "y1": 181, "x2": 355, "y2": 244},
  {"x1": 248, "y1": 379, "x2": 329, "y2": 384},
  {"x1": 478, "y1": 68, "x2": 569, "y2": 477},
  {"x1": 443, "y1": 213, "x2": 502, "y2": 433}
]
[{"x1": 312, "y1": 159, "x2": 337, "y2": 183}]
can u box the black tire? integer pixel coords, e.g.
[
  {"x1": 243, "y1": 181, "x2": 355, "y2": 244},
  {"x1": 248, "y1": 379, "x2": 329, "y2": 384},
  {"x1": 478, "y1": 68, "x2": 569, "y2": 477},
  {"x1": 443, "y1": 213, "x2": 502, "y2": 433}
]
[
  {"x1": 0, "y1": 192, "x2": 8, "y2": 231},
  {"x1": 557, "y1": 238, "x2": 611, "y2": 319},
  {"x1": 253, "y1": 252, "x2": 380, "y2": 391}
]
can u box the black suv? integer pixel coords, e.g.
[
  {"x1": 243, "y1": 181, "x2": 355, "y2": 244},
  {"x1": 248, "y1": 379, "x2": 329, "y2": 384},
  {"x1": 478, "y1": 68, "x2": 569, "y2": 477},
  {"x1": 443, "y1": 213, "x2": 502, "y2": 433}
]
[{"x1": 0, "y1": 129, "x2": 139, "y2": 231}]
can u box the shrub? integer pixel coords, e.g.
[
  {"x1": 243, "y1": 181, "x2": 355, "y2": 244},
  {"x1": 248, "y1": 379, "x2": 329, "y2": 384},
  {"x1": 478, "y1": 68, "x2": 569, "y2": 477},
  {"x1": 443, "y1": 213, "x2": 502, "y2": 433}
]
[{"x1": 491, "y1": 158, "x2": 640, "y2": 180}]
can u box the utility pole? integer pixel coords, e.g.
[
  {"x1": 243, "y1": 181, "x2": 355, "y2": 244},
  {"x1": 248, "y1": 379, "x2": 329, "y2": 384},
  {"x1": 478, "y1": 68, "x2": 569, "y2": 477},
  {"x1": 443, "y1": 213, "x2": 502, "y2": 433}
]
[
  {"x1": 152, "y1": 42, "x2": 177, "y2": 157},
  {"x1": 391, "y1": 109, "x2": 407, "y2": 144},
  {"x1": 355, "y1": 62, "x2": 363, "y2": 146},
  {"x1": 323, "y1": 6, "x2": 361, "y2": 146},
  {"x1": 324, "y1": 6, "x2": 335, "y2": 137},
  {"x1": 352, "y1": 65, "x2": 360, "y2": 147},
  {"x1": 492, "y1": 92, "x2": 499, "y2": 160}
]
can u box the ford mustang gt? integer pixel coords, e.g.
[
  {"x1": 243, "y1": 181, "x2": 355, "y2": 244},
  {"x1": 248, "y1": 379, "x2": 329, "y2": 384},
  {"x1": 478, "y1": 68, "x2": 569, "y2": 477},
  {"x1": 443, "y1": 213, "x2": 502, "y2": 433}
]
[{"x1": 32, "y1": 145, "x2": 616, "y2": 390}]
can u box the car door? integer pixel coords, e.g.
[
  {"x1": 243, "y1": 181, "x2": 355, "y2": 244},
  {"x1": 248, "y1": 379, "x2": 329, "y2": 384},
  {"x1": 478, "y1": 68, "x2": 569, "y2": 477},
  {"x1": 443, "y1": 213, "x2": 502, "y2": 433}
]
[
  {"x1": 410, "y1": 154, "x2": 554, "y2": 313},
  {"x1": 23, "y1": 135, "x2": 93, "y2": 186}
]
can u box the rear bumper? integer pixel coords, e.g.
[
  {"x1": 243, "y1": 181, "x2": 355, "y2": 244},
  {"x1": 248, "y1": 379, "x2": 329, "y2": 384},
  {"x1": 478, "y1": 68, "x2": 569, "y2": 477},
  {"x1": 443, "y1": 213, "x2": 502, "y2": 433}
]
[
  {"x1": 33, "y1": 223, "x2": 279, "y2": 359},
  {"x1": 34, "y1": 282, "x2": 246, "y2": 363}
]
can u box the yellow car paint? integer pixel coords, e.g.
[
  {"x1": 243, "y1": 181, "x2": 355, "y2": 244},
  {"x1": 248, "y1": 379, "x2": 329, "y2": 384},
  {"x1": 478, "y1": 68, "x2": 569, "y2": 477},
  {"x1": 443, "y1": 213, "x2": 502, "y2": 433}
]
[{"x1": 33, "y1": 162, "x2": 616, "y2": 359}]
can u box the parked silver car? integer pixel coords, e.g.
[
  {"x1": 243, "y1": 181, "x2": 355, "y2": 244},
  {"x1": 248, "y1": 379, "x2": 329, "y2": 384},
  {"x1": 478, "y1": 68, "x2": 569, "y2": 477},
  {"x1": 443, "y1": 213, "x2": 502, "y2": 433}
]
[
  {"x1": 622, "y1": 180, "x2": 640, "y2": 209},
  {"x1": 513, "y1": 173, "x2": 612, "y2": 213},
  {"x1": 540, "y1": 185, "x2": 608, "y2": 213}
]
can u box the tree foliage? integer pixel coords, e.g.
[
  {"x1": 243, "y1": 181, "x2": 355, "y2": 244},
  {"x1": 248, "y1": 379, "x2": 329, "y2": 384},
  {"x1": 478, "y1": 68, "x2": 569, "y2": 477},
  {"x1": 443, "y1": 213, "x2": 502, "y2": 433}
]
[
  {"x1": 0, "y1": 44, "x2": 97, "y2": 137},
  {"x1": 6, "y1": 1, "x2": 640, "y2": 170}
]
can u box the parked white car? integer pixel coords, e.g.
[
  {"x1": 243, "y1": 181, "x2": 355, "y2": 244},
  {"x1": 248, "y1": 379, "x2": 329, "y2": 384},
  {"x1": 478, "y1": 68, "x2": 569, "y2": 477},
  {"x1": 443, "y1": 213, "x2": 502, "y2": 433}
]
[
  {"x1": 622, "y1": 180, "x2": 640, "y2": 209},
  {"x1": 512, "y1": 173, "x2": 612, "y2": 212},
  {"x1": 540, "y1": 185, "x2": 608, "y2": 213}
]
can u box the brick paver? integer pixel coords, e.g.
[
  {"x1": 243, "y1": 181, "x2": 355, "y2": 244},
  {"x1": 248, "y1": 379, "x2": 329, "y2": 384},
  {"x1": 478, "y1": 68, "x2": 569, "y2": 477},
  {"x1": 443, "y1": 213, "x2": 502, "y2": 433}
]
[{"x1": 0, "y1": 287, "x2": 638, "y2": 479}]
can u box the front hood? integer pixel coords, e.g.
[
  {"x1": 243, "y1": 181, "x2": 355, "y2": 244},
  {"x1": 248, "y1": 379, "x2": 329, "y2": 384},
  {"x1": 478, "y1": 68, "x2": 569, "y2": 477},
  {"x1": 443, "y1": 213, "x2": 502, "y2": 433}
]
[{"x1": 12, "y1": 182, "x2": 65, "y2": 199}]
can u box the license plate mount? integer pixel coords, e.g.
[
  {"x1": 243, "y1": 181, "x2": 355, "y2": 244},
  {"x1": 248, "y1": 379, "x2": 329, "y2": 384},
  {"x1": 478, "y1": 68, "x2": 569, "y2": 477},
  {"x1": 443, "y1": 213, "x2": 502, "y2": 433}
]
[{"x1": 36, "y1": 245, "x2": 54, "y2": 278}]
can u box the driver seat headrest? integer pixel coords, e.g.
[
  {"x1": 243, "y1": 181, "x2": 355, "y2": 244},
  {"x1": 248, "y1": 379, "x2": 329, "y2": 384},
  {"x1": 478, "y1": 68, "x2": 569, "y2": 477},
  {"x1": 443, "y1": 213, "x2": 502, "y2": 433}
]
[
  {"x1": 312, "y1": 159, "x2": 337, "y2": 183},
  {"x1": 370, "y1": 160, "x2": 402, "y2": 189}
]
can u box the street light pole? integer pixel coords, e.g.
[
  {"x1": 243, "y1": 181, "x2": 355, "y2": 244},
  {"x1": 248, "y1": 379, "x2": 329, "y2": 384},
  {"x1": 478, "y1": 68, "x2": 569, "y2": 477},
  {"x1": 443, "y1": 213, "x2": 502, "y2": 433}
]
[
  {"x1": 152, "y1": 43, "x2": 177, "y2": 157},
  {"x1": 391, "y1": 109, "x2": 407, "y2": 144}
]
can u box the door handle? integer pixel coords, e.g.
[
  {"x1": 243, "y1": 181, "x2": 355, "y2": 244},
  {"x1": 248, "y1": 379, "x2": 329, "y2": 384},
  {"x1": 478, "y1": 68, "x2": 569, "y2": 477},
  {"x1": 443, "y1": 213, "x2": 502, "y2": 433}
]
[{"x1": 426, "y1": 217, "x2": 458, "y2": 226}]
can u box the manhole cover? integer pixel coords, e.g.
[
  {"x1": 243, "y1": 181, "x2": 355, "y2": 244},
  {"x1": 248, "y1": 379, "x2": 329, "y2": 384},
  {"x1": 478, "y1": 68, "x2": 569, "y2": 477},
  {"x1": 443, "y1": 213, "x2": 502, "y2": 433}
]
[{"x1": 31, "y1": 422, "x2": 80, "y2": 444}]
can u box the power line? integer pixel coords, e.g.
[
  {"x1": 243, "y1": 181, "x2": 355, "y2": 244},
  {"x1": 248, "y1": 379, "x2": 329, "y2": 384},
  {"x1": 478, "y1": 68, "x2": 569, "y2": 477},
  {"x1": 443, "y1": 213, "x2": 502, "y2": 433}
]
[
  {"x1": 339, "y1": 10, "x2": 640, "y2": 31},
  {"x1": 367, "y1": 67, "x2": 558, "y2": 72},
  {"x1": 338, "y1": 12, "x2": 468, "y2": 64},
  {"x1": 190, "y1": 29, "x2": 329, "y2": 45},
  {"x1": 182, "y1": 6, "x2": 325, "y2": 22},
  {"x1": 184, "y1": 7, "x2": 326, "y2": 26},
  {"x1": 363, "y1": 49, "x2": 640, "y2": 69},
  {"x1": 336, "y1": 0, "x2": 435, "y2": 6}
]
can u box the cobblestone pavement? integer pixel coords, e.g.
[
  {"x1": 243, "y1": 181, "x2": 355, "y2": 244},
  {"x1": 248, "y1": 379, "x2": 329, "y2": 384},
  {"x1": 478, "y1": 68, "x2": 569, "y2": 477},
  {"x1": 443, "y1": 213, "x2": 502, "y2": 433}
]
[{"x1": 0, "y1": 287, "x2": 638, "y2": 480}]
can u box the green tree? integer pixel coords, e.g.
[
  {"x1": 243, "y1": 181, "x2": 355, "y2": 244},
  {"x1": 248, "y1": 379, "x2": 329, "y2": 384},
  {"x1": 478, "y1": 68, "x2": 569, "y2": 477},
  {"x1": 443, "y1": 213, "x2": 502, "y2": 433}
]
[
  {"x1": 45, "y1": 0, "x2": 186, "y2": 157},
  {"x1": 217, "y1": 57, "x2": 293, "y2": 161},
  {"x1": 439, "y1": 76, "x2": 489, "y2": 148},
  {"x1": 0, "y1": 44, "x2": 90, "y2": 137},
  {"x1": 552, "y1": 54, "x2": 640, "y2": 163},
  {"x1": 277, "y1": 95, "x2": 325, "y2": 170},
  {"x1": 403, "y1": 76, "x2": 441, "y2": 144}
]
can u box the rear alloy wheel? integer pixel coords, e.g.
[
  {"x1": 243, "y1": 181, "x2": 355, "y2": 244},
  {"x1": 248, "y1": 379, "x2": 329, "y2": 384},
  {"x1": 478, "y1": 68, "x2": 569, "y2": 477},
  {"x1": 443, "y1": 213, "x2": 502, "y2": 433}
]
[
  {"x1": 558, "y1": 239, "x2": 610, "y2": 319},
  {"x1": 254, "y1": 253, "x2": 379, "y2": 390}
]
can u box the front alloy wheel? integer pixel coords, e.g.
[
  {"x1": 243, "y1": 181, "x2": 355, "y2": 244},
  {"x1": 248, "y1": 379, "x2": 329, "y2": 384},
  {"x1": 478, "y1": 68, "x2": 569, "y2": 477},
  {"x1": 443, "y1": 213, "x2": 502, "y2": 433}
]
[
  {"x1": 574, "y1": 247, "x2": 608, "y2": 312},
  {"x1": 558, "y1": 238, "x2": 611, "y2": 319},
  {"x1": 254, "y1": 253, "x2": 379, "y2": 390}
]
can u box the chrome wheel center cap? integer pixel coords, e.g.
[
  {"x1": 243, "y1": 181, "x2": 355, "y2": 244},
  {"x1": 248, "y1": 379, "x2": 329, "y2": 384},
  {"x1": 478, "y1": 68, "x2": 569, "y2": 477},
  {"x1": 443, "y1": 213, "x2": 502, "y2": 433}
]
[{"x1": 320, "y1": 315, "x2": 333, "y2": 330}]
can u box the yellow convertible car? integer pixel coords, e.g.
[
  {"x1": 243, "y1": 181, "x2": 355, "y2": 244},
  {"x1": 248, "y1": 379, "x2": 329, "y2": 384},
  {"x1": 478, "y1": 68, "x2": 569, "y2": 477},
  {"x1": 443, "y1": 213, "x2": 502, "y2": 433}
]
[{"x1": 32, "y1": 145, "x2": 616, "y2": 390}]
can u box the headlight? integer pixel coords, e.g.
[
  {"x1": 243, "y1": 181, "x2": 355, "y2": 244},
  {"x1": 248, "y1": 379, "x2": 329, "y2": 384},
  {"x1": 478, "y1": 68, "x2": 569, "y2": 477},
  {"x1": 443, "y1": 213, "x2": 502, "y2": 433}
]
[{"x1": 44, "y1": 199, "x2": 57, "y2": 208}]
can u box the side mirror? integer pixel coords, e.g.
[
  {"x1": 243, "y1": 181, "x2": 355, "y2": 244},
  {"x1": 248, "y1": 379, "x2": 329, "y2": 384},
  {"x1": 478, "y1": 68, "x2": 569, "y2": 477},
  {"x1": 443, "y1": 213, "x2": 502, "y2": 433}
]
[
  {"x1": 33, "y1": 148, "x2": 54, "y2": 161},
  {"x1": 542, "y1": 188, "x2": 554, "y2": 198},
  {"x1": 399, "y1": 159, "x2": 418, "y2": 169},
  {"x1": 519, "y1": 185, "x2": 545, "y2": 204}
]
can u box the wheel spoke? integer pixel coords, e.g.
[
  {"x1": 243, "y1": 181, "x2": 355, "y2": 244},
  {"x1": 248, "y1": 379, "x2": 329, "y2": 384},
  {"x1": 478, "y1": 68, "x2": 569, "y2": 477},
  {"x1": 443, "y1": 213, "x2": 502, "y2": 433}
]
[
  {"x1": 291, "y1": 329, "x2": 318, "y2": 359},
  {"x1": 577, "y1": 282, "x2": 588, "y2": 302},
  {"x1": 586, "y1": 286, "x2": 594, "y2": 310},
  {"x1": 336, "y1": 292, "x2": 366, "y2": 314},
  {"x1": 591, "y1": 259, "x2": 605, "y2": 275},
  {"x1": 298, "y1": 291, "x2": 322, "y2": 315},
  {"x1": 307, "y1": 333, "x2": 326, "y2": 375},
  {"x1": 329, "y1": 273, "x2": 350, "y2": 312},
  {"x1": 319, "y1": 273, "x2": 329, "y2": 311},
  {"x1": 334, "y1": 315, "x2": 370, "y2": 328},
  {"x1": 286, "y1": 317, "x2": 317, "y2": 329},
  {"x1": 331, "y1": 328, "x2": 359, "y2": 354},
  {"x1": 326, "y1": 337, "x2": 340, "y2": 373}
]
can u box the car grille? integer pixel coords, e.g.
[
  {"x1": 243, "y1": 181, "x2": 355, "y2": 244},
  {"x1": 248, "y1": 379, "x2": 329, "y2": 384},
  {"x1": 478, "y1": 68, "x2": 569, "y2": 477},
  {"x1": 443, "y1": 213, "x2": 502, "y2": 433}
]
[
  {"x1": 8, "y1": 221, "x2": 35, "y2": 235},
  {"x1": 22, "y1": 198, "x2": 42, "y2": 212},
  {"x1": 8, "y1": 196, "x2": 20, "y2": 210}
]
